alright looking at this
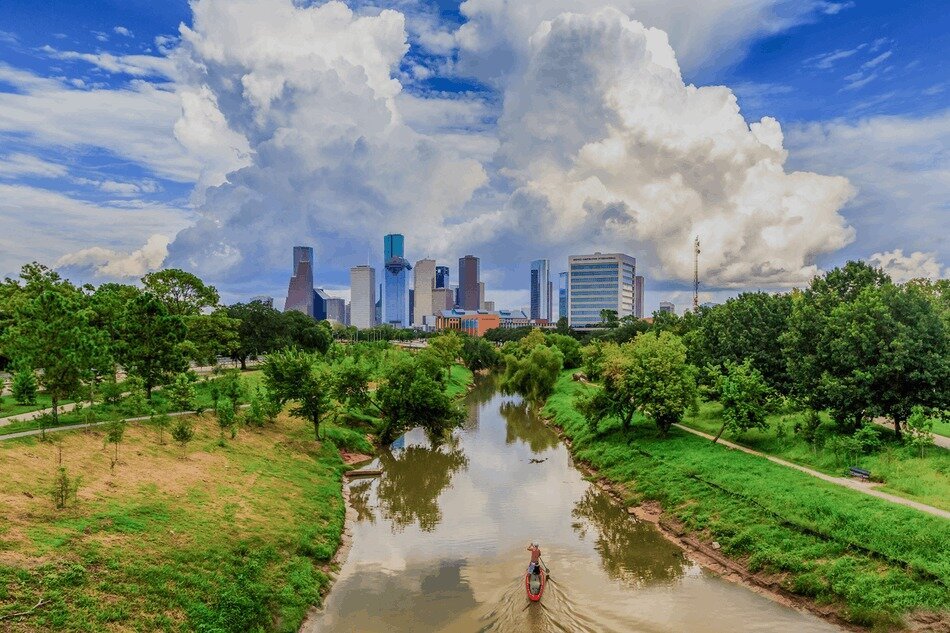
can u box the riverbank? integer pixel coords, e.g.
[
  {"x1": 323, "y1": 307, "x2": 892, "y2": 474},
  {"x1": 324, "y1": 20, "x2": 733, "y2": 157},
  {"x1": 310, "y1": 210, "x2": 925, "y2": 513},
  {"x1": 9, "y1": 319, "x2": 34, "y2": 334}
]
[
  {"x1": 542, "y1": 371, "x2": 950, "y2": 632},
  {"x1": 0, "y1": 411, "x2": 346, "y2": 632}
]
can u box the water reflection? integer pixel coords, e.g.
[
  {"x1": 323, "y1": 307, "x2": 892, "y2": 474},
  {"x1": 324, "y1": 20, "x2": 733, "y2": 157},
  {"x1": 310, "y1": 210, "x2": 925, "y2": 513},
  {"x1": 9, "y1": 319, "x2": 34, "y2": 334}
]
[
  {"x1": 571, "y1": 488, "x2": 686, "y2": 586},
  {"x1": 348, "y1": 479, "x2": 376, "y2": 524},
  {"x1": 376, "y1": 443, "x2": 468, "y2": 532},
  {"x1": 500, "y1": 401, "x2": 560, "y2": 453}
]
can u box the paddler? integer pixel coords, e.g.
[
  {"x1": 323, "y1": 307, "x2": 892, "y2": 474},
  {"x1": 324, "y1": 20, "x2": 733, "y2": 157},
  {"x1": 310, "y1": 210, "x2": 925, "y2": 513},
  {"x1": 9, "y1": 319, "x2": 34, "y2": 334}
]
[{"x1": 526, "y1": 542, "x2": 542, "y2": 575}]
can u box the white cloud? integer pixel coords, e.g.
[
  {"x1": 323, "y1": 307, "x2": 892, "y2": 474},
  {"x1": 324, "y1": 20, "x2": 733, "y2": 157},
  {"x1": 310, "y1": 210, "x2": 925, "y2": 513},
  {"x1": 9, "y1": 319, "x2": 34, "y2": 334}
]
[
  {"x1": 787, "y1": 112, "x2": 950, "y2": 264},
  {"x1": 805, "y1": 45, "x2": 865, "y2": 70},
  {"x1": 862, "y1": 50, "x2": 892, "y2": 69},
  {"x1": 56, "y1": 234, "x2": 170, "y2": 278},
  {"x1": 113, "y1": 26, "x2": 134, "y2": 38},
  {"x1": 866, "y1": 250, "x2": 946, "y2": 283},
  {"x1": 0, "y1": 153, "x2": 67, "y2": 178},
  {"x1": 40, "y1": 45, "x2": 176, "y2": 78}
]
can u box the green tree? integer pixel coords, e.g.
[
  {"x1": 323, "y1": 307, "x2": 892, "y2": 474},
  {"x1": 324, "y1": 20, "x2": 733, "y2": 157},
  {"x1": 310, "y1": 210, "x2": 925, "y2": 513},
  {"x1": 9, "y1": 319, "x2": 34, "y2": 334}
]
[
  {"x1": 904, "y1": 406, "x2": 935, "y2": 457},
  {"x1": 2, "y1": 269, "x2": 105, "y2": 425},
  {"x1": 599, "y1": 309, "x2": 619, "y2": 327},
  {"x1": 171, "y1": 418, "x2": 195, "y2": 458},
  {"x1": 460, "y1": 336, "x2": 501, "y2": 371},
  {"x1": 282, "y1": 310, "x2": 333, "y2": 354},
  {"x1": 712, "y1": 360, "x2": 772, "y2": 442},
  {"x1": 182, "y1": 310, "x2": 240, "y2": 367},
  {"x1": 545, "y1": 333, "x2": 582, "y2": 369},
  {"x1": 500, "y1": 344, "x2": 564, "y2": 405},
  {"x1": 225, "y1": 300, "x2": 286, "y2": 369},
  {"x1": 141, "y1": 268, "x2": 219, "y2": 316},
  {"x1": 50, "y1": 466, "x2": 81, "y2": 510},
  {"x1": 331, "y1": 357, "x2": 374, "y2": 415},
  {"x1": 375, "y1": 355, "x2": 464, "y2": 444},
  {"x1": 165, "y1": 372, "x2": 197, "y2": 411},
  {"x1": 427, "y1": 332, "x2": 464, "y2": 375},
  {"x1": 263, "y1": 349, "x2": 332, "y2": 440},
  {"x1": 10, "y1": 367, "x2": 38, "y2": 405},
  {"x1": 216, "y1": 398, "x2": 236, "y2": 442},
  {"x1": 152, "y1": 412, "x2": 172, "y2": 445},
  {"x1": 118, "y1": 293, "x2": 188, "y2": 399},
  {"x1": 106, "y1": 420, "x2": 125, "y2": 474}
]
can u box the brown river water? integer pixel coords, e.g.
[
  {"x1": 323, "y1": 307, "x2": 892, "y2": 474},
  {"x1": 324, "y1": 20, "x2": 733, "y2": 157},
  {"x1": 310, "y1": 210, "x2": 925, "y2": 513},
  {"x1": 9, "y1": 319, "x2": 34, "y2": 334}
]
[{"x1": 303, "y1": 377, "x2": 841, "y2": 633}]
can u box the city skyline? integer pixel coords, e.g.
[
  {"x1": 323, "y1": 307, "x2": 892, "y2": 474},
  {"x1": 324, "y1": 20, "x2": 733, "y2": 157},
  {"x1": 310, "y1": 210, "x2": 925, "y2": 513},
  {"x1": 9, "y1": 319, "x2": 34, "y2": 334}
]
[{"x1": 1, "y1": 1, "x2": 947, "y2": 316}]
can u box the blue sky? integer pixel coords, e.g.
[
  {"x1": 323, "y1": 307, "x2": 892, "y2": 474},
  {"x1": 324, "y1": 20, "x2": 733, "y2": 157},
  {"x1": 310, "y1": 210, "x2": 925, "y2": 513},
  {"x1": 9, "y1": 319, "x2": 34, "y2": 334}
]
[{"x1": 0, "y1": 0, "x2": 946, "y2": 312}]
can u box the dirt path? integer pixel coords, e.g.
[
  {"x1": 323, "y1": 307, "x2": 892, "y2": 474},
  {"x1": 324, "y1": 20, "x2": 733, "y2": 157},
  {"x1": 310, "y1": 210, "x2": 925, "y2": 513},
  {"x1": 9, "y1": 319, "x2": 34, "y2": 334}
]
[
  {"x1": 673, "y1": 423, "x2": 950, "y2": 521},
  {"x1": 872, "y1": 417, "x2": 950, "y2": 450}
]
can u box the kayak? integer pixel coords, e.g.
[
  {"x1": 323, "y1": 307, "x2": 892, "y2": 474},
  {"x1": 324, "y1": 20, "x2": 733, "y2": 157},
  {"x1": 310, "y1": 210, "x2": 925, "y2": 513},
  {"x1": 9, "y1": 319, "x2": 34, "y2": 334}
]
[{"x1": 525, "y1": 566, "x2": 546, "y2": 602}]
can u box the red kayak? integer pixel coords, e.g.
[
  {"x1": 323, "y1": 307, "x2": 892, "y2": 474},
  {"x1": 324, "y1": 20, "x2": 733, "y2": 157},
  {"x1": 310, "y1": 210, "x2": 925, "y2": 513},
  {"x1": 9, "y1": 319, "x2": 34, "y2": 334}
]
[{"x1": 525, "y1": 566, "x2": 546, "y2": 602}]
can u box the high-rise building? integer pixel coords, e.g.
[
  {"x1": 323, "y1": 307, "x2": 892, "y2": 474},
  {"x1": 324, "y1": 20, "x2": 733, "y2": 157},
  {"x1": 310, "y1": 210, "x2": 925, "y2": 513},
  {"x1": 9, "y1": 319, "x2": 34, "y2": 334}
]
[
  {"x1": 435, "y1": 266, "x2": 449, "y2": 289},
  {"x1": 478, "y1": 281, "x2": 486, "y2": 310},
  {"x1": 413, "y1": 258, "x2": 436, "y2": 327},
  {"x1": 567, "y1": 252, "x2": 636, "y2": 326},
  {"x1": 325, "y1": 297, "x2": 346, "y2": 323},
  {"x1": 285, "y1": 246, "x2": 315, "y2": 316},
  {"x1": 530, "y1": 259, "x2": 552, "y2": 322},
  {"x1": 483, "y1": 300, "x2": 495, "y2": 311},
  {"x1": 431, "y1": 287, "x2": 454, "y2": 314},
  {"x1": 344, "y1": 302, "x2": 351, "y2": 326},
  {"x1": 458, "y1": 255, "x2": 480, "y2": 310},
  {"x1": 634, "y1": 276, "x2": 645, "y2": 319},
  {"x1": 658, "y1": 301, "x2": 675, "y2": 314},
  {"x1": 559, "y1": 272, "x2": 569, "y2": 321},
  {"x1": 383, "y1": 234, "x2": 412, "y2": 328},
  {"x1": 350, "y1": 265, "x2": 376, "y2": 329},
  {"x1": 313, "y1": 288, "x2": 332, "y2": 321}
]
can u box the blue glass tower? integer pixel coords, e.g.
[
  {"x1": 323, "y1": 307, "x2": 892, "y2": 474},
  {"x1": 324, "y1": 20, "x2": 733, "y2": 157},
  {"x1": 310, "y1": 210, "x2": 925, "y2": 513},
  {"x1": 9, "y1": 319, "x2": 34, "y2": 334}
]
[
  {"x1": 435, "y1": 266, "x2": 449, "y2": 289},
  {"x1": 382, "y1": 234, "x2": 411, "y2": 327}
]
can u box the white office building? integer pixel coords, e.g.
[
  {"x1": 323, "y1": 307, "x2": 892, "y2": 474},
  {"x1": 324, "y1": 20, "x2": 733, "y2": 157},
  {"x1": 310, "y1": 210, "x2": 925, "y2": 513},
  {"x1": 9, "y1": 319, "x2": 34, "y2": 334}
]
[
  {"x1": 413, "y1": 258, "x2": 436, "y2": 327},
  {"x1": 567, "y1": 253, "x2": 637, "y2": 326},
  {"x1": 350, "y1": 265, "x2": 376, "y2": 329}
]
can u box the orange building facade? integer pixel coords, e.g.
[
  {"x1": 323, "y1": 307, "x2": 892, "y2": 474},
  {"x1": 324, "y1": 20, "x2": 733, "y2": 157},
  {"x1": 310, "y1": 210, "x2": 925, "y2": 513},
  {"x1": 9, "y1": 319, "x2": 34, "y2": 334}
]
[{"x1": 436, "y1": 310, "x2": 501, "y2": 337}]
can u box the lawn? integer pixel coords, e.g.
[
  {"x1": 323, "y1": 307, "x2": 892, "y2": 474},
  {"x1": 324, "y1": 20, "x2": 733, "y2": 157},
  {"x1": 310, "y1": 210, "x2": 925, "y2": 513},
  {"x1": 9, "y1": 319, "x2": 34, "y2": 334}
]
[
  {"x1": 0, "y1": 393, "x2": 73, "y2": 420},
  {"x1": 681, "y1": 401, "x2": 950, "y2": 512},
  {"x1": 0, "y1": 409, "x2": 346, "y2": 632},
  {"x1": 544, "y1": 372, "x2": 950, "y2": 630},
  {"x1": 445, "y1": 364, "x2": 474, "y2": 399}
]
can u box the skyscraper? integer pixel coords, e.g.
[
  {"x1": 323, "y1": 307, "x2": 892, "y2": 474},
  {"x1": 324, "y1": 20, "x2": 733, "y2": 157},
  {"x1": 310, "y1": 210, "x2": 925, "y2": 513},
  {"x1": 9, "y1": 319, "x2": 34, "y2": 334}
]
[
  {"x1": 530, "y1": 259, "x2": 552, "y2": 322},
  {"x1": 567, "y1": 252, "x2": 636, "y2": 326},
  {"x1": 435, "y1": 266, "x2": 449, "y2": 289},
  {"x1": 559, "y1": 272, "x2": 568, "y2": 321},
  {"x1": 634, "y1": 275, "x2": 645, "y2": 319},
  {"x1": 459, "y1": 255, "x2": 480, "y2": 310},
  {"x1": 350, "y1": 265, "x2": 376, "y2": 329},
  {"x1": 659, "y1": 301, "x2": 675, "y2": 314},
  {"x1": 285, "y1": 246, "x2": 315, "y2": 316},
  {"x1": 325, "y1": 297, "x2": 346, "y2": 323},
  {"x1": 383, "y1": 234, "x2": 411, "y2": 327},
  {"x1": 413, "y1": 258, "x2": 436, "y2": 327},
  {"x1": 478, "y1": 281, "x2": 485, "y2": 310}
]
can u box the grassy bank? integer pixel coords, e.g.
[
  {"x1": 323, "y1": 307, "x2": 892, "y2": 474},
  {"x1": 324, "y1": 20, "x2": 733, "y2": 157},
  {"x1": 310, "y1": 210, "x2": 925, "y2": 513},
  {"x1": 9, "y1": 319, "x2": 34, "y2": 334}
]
[
  {"x1": 0, "y1": 394, "x2": 74, "y2": 420},
  {"x1": 682, "y1": 401, "x2": 950, "y2": 512},
  {"x1": 445, "y1": 365, "x2": 474, "y2": 399},
  {"x1": 0, "y1": 411, "x2": 346, "y2": 632},
  {"x1": 543, "y1": 372, "x2": 950, "y2": 630}
]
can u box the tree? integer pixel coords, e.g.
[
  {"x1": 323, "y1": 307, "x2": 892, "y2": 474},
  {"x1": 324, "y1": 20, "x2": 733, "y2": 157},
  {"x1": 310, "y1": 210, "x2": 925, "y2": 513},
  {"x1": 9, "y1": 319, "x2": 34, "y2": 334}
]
[
  {"x1": 171, "y1": 419, "x2": 195, "y2": 458},
  {"x1": 545, "y1": 333, "x2": 582, "y2": 369},
  {"x1": 182, "y1": 311, "x2": 240, "y2": 367},
  {"x1": 225, "y1": 301, "x2": 285, "y2": 369},
  {"x1": 500, "y1": 344, "x2": 564, "y2": 405},
  {"x1": 50, "y1": 466, "x2": 80, "y2": 510},
  {"x1": 427, "y1": 332, "x2": 464, "y2": 375},
  {"x1": 152, "y1": 412, "x2": 171, "y2": 445},
  {"x1": 106, "y1": 420, "x2": 125, "y2": 474},
  {"x1": 141, "y1": 268, "x2": 219, "y2": 316},
  {"x1": 599, "y1": 309, "x2": 619, "y2": 327},
  {"x1": 2, "y1": 270, "x2": 105, "y2": 425},
  {"x1": 165, "y1": 372, "x2": 197, "y2": 411},
  {"x1": 712, "y1": 360, "x2": 772, "y2": 442},
  {"x1": 904, "y1": 406, "x2": 935, "y2": 457},
  {"x1": 460, "y1": 336, "x2": 501, "y2": 371},
  {"x1": 282, "y1": 311, "x2": 333, "y2": 354},
  {"x1": 263, "y1": 349, "x2": 333, "y2": 440},
  {"x1": 375, "y1": 355, "x2": 464, "y2": 444},
  {"x1": 118, "y1": 293, "x2": 188, "y2": 399},
  {"x1": 11, "y1": 367, "x2": 38, "y2": 405},
  {"x1": 216, "y1": 398, "x2": 236, "y2": 443},
  {"x1": 555, "y1": 316, "x2": 571, "y2": 335},
  {"x1": 331, "y1": 357, "x2": 373, "y2": 415}
]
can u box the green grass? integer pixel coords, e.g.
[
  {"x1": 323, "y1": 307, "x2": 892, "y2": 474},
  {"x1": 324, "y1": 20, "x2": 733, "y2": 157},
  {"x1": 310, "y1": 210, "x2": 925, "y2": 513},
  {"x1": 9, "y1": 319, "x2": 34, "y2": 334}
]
[
  {"x1": 0, "y1": 393, "x2": 73, "y2": 419},
  {"x1": 0, "y1": 411, "x2": 346, "y2": 632},
  {"x1": 544, "y1": 372, "x2": 950, "y2": 630},
  {"x1": 682, "y1": 401, "x2": 950, "y2": 512},
  {"x1": 933, "y1": 419, "x2": 950, "y2": 439},
  {"x1": 445, "y1": 365, "x2": 474, "y2": 399}
]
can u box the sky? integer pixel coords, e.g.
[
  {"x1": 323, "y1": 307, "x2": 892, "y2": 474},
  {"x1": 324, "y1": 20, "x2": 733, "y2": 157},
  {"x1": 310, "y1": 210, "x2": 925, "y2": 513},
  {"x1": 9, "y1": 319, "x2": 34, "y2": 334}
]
[{"x1": 0, "y1": 0, "x2": 946, "y2": 314}]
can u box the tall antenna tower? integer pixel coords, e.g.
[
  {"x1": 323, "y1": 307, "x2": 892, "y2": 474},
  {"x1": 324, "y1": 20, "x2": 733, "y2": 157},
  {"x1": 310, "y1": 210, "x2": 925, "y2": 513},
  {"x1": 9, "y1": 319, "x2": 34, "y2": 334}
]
[{"x1": 693, "y1": 236, "x2": 700, "y2": 311}]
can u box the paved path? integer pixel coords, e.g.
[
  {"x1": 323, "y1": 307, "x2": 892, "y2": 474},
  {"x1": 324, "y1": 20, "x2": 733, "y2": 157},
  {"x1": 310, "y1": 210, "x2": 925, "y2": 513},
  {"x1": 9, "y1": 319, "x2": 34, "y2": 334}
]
[
  {"x1": 0, "y1": 401, "x2": 86, "y2": 426},
  {"x1": 872, "y1": 417, "x2": 950, "y2": 450},
  {"x1": 673, "y1": 423, "x2": 950, "y2": 520}
]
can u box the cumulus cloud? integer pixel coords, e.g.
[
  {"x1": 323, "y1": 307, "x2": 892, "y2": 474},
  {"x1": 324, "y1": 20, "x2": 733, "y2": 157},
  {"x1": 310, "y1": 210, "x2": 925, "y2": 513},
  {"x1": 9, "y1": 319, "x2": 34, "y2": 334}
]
[
  {"x1": 866, "y1": 249, "x2": 947, "y2": 283},
  {"x1": 475, "y1": 9, "x2": 855, "y2": 287},
  {"x1": 56, "y1": 234, "x2": 171, "y2": 278}
]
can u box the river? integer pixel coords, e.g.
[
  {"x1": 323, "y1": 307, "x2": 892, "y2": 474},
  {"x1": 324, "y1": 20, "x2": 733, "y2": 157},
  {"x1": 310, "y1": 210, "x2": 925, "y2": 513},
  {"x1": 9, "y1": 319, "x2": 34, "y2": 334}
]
[{"x1": 303, "y1": 377, "x2": 841, "y2": 633}]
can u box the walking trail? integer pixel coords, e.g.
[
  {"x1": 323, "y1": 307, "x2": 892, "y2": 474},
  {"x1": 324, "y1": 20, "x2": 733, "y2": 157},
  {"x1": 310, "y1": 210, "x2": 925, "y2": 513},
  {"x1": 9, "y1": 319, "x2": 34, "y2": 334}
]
[{"x1": 673, "y1": 423, "x2": 950, "y2": 520}]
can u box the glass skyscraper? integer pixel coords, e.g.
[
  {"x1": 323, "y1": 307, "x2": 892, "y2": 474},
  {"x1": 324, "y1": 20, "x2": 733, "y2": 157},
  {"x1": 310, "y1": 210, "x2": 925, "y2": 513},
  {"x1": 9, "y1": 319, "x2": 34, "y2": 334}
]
[
  {"x1": 530, "y1": 259, "x2": 552, "y2": 322},
  {"x1": 435, "y1": 266, "x2": 449, "y2": 289},
  {"x1": 285, "y1": 246, "x2": 315, "y2": 316},
  {"x1": 382, "y1": 234, "x2": 412, "y2": 327},
  {"x1": 559, "y1": 271, "x2": 568, "y2": 321},
  {"x1": 567, "y1": 253, "x2": 636, "y2": 326}
]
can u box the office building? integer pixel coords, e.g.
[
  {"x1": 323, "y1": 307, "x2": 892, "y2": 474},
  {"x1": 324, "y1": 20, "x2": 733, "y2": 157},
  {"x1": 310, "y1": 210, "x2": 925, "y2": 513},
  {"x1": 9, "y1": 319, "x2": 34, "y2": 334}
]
[
  {"x1": 383, "y1": 234, "x2": 412, "y2": 327},
  {"x1": 325, "y1": 297, "x2": 346, "y2": 323},
  {"x1": 559, "y1": 272, "x2": 568, "y2": 321},
  {"x1": 658, "y1": 301, "x2": 675, "y2": 314},
  {"x1": 458, "y1": 255, "x2": 480, "y2": 310},
  {"x1": 567, "y1": 252, "x2": 636, "y2": 327},
  {"x1": 313, "y1": 288, "x2": 332, "y2": 321},
  {"x1": 436, "y1": 309, "x2": 500, "y2": 337},
  {"x1": 285, "y1": 246, "x2": 315, "y2": 316},
  {"x1": 634, "y1": 276, "x2": 645, "y2": 319},
  {"x1": 413, "y1": 258, "x2": 436, "y2": 327},
  {"x1": 432, "y1": 287, "x2": 454, "y2": 314},
  {"x1": 530, "y1": 259, "x2": 553, "y2": 322},
  {"x1": 478, "y1": 281, "x2": 486, "y2": 310},
  {"x1": 497, "y1": 309, "x2": 531, "y2": 329},
  {"x1": 435, "y1": 266, "x2": 449, "y2": 289},
  {"x1": 344, "y1": 302, "x2": 351, "y2": 326},
  {"x1": 483, "y1": 300, "x2": 495, "y2": 311},
  {"x1": 350, "y1": 265, "x2": 376, "y2": 329}
]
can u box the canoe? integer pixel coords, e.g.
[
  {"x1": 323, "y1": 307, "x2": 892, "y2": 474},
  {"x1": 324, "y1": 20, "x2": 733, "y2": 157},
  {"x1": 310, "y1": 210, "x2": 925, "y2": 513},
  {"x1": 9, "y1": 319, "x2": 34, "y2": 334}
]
[{"x1": 525, "y1": 566, "x2": 546, "y2": 602}]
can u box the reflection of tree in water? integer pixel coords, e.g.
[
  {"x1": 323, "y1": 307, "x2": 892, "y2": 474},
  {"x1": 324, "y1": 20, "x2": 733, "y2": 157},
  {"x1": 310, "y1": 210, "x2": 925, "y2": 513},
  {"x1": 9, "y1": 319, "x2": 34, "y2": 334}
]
[
  {"x1": 348, "y1": 479, "x2": 376, "y2": 523},
  {"x1": 500, "y1": 401, "x2": 560, "y2": 453},
  {"x1": 376, "y1": 444, "x2": 468, "y2": 532},
  {"x1": 463, "y1": 374, "x2": 498, "y2": 432},
  {"x1": 571, "y1": 488, "x2": 686, "y2": 586}
]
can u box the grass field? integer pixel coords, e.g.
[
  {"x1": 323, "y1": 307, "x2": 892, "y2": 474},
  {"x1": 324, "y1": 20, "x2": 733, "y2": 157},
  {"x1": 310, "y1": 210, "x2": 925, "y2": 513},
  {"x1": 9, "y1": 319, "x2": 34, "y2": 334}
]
[
  {"x1": 682, "y1": 401, "x2": 950, "y2": 512},
  {"x1": 445, "y1": 365, "x2": 474, "y2": 399},
  {"x1": 543, "y1": 372, "x2": 950, "y2": 630},
  {"x1": 0, "y1": 410, "x2": 346, "y2": 632},
  {"x1": 933, "y1": 419, "x2": 950, "y2": 439},
  {"x1": 0, "y1": 393, "x2": 73, "y2": 419}
]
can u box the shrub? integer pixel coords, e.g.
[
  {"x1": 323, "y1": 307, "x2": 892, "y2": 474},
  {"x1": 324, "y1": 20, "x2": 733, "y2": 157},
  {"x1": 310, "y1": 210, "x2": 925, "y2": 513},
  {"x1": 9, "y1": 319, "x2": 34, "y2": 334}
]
[
  {"x1": 50, "y1": 466, "x2": 81, "y2": 509},
  {"x1": 11, "y1": 367, "x2": 38, "y2": 405},
  {"x1": 99, "y1": 375, "x2": 124, "y2": 406},
  {"x1": 171, "y1": 419, "x2": 195, "y2": 458},
  {"x1": 165, "y1": 372, "x2": 196, "y2": 411}
]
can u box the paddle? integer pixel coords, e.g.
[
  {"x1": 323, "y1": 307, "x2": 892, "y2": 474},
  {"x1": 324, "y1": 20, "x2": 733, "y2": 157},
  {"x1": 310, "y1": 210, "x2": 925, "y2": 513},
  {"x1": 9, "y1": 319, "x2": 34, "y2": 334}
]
[{"x1": 539, "y1": 557, "x2": 552, "y2": 581}]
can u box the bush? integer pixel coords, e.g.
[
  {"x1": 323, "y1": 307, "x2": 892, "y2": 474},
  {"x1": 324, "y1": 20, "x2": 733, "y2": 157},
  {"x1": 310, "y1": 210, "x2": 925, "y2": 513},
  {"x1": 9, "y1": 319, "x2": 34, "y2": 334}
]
[
  {"x1": 99, "y1": 374, "x2": 125, "y2": 406},
  {"x1": 165, "y1": 372, "x2": 196, "y2": 411},
  {"x1": 50, "y1": 466, "x2": 81, "y2": 509},
  {"x1": 171, "y1": 418, "x2": 195, "y2": 457},
  {"x1": 11, "y1": 367, "x2": 38, "y2": 405},
  {"x1": 122, "y1": 376, "x2": 149, "y2": 416},
  {"x1": 217, "y1": 398, "x2": 236, "y2": 442}
]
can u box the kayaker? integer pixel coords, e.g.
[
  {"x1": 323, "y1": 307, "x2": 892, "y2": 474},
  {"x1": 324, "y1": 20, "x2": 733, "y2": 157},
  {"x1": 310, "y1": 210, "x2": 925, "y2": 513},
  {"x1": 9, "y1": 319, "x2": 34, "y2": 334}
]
[{"x1": 526, "y1": 542, "x2": 541, "y2": 574}]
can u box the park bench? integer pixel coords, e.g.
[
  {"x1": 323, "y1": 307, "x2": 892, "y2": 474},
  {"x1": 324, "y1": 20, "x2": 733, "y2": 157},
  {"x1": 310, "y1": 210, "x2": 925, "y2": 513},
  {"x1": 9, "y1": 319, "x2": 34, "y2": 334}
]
[{"x1": 849, "y1": 466, "x2": 871, "y2": 481}]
